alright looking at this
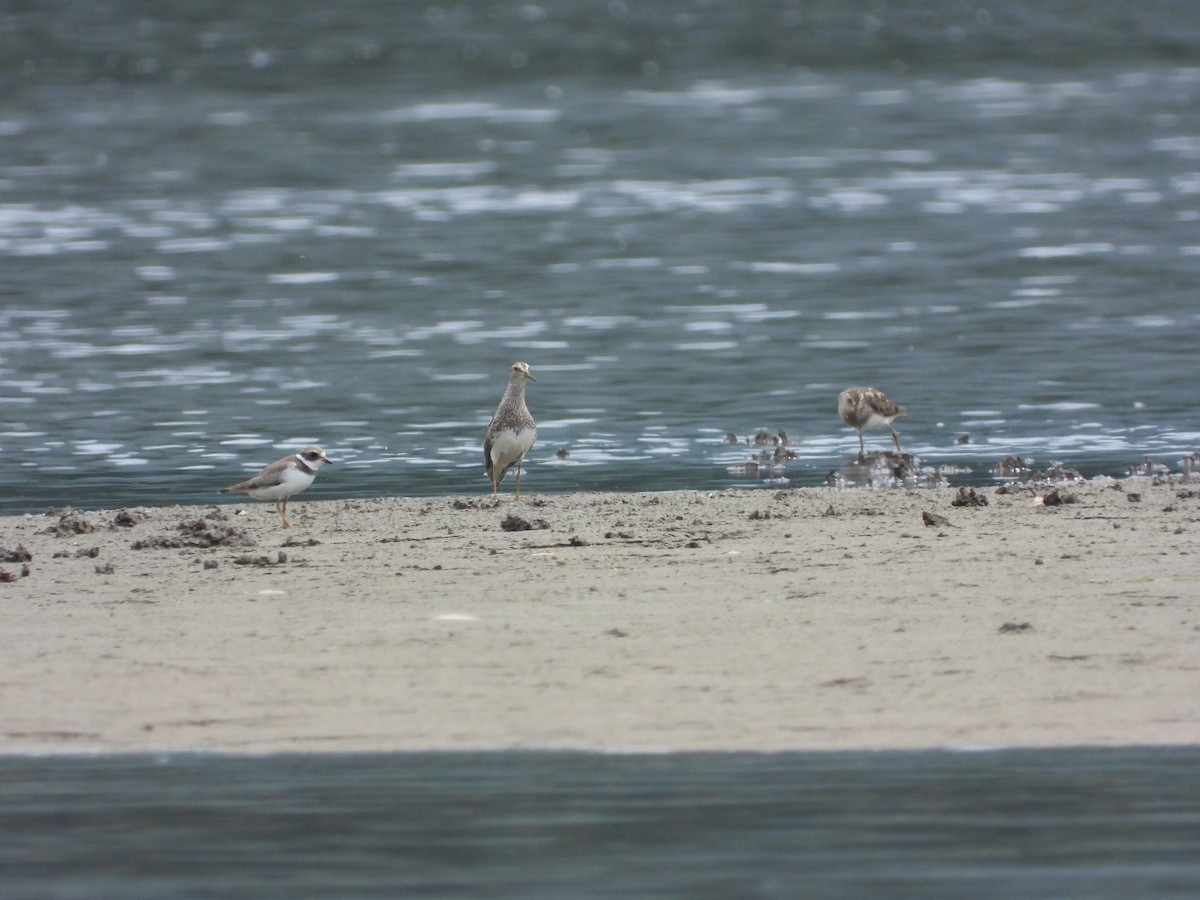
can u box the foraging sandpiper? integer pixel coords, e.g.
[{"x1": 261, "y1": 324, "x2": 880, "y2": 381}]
[{"x1": 838, "y1": 387, "x2": 906, "y2": 460}]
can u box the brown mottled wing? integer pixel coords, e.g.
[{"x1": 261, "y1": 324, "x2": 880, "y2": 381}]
[
  {"x1": 874, "y1": 392, "x2": 905, "y2": 418},
  {"x1": 220, "y1": 459, "x2": 289, "y2": 493},
  {"x1": 483, "y1": 416, "x2": 497, "y2": 480},
  {"x1": 862, "y1": 387, "x2": 905, "y2": 419}
]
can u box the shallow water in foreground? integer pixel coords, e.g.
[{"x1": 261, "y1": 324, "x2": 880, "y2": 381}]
[{"x1": 2, "y1": 748, "x2": 1199, "y2": 898}]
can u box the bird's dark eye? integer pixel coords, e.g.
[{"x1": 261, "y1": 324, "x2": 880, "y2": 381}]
[{"x1": 304, "y1": 451, "x2": 319, "y2": 460}]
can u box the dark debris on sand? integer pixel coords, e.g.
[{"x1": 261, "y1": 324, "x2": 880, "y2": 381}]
[
  {"x1": 1038, "y1": 488, "x2": 1077, "y2": 506},
  {"x1": 500, "y1": 514, "x2": 549, "y2": 532},
  {"x1": 1, "y1": 545, "x2": 33, "y2": 563},
  {"x1": 232, "y1": 551, "x2": 292, "y2": 567},
  {"x1": 999, "y1": 621, "x2": 1034, "y2": 633},
  {"x1": 951, "y1": 487, "x2": 988, "y2": 508},
  {"x1": 40, "y1": 512, "x2": 98, "y2": 536},
  {"x1": 53, "y1": 546, "x2": 99, "y2": 559},
  {"x1": 111, "y1": 509, "x2": 148, "y2": 528},
  {"x1": 132, "y1": 519, "x2": 257, "y2": 550}
]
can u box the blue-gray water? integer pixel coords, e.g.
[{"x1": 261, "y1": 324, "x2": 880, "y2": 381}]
[
  {"x1": 2, "y1": 0, "x2": 1199, "y2": 513},
  {"x1": 3, "y1": 748, "x2": 1200, "y2": 898}
]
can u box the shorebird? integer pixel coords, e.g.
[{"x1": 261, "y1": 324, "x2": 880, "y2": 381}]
[
  {"x1": 484, "y1": 361, "x2": 537, "y2": 500},
  {"x1": 220, "y1": 445, "x2": 332, "y2": 528},
  {"x1": 838, "y1": 387, "x2": 906, "y2": 460}
]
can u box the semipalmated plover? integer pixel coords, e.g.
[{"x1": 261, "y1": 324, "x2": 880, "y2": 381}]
[
  {"x1": 484, "y1": 361, "x2": 537, "y2": 500},
  {"x1": 838, "y1": 387, "x2": 906, "y2": 460},
  {"x1": 220, "y1": 445, "x2": 332, "y2": 528}
]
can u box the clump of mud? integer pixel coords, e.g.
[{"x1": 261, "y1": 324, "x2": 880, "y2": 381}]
[
  {"x1": 133, "y1": 519, "x2": 257, "y2": 550},
  {"x1": 951, "y1": 487, "x2": 989, "y2": 508},
  {"x1": 500, "y1": 514, "x2": 549, "y2": 532},
  {"x1": 41, "y1": 512, "x2": 98, "y2": 536},
  {"x1": 232, "y1": 551, "x2": 294, "y2": 567},
  {"x1": 1038, "y1": 488, "x2": 1077, "y2": 506},
  {"x1": 111, "y1": 509, "x2": 148, "y2": 528}
]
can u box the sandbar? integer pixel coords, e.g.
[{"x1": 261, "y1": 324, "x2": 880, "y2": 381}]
[{"x1": 1, "y1": 478, "x2": 1197, "y2": 754}]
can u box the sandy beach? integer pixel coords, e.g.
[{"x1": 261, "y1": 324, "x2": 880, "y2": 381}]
[{"x1": 1, "y1": 478, "x2": 1197, "y2": 755}]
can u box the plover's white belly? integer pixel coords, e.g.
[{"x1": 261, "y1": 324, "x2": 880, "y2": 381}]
[
  {"x1": 489, "y1": 426, "x2": 536, "y2": 466},
  {"x1": 247, "y1": 468, "x2": 314, "y2": 501},
  {"x1": 861, "y1": 410, "x2": 897, "y2": 429}
]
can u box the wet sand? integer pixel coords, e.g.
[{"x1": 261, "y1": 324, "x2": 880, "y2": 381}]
[{"x1": 2, "y1": 478, "x2": 1197, "y2": 754}]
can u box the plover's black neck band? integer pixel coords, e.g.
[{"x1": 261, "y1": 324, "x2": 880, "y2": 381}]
[{"x1": 294, "y1": 456, "x2": 318, "y2": 476}]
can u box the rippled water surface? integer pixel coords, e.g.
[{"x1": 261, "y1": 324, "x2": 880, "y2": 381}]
[
  {"x1": 2, "y1": 1, "x2": 1199, "y2": 512},
  {"x1": 4, "y1": 748, "x2": 1200, "y2": 898}
]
